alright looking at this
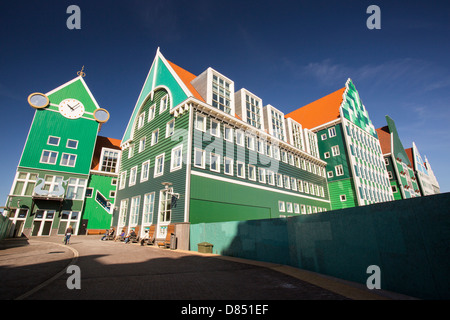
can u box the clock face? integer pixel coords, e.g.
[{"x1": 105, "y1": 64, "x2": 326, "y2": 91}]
[
  {"x1": 28, "y1": 93, "x2": 49, "y2": 109},
  {"x1": 59, "y1": 99, "x2": 85, "y2": 119}
]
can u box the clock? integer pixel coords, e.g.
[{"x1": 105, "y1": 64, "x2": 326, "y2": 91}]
[
  {"x1": 93, "y1": 108, "x2": 110, "y2": 123},
  {"x1": 59, "y1": 98, "x2": 85, "y2": 119},
  {"x1": 28, "y1": 93, "x2": 49, "y2": 109}
]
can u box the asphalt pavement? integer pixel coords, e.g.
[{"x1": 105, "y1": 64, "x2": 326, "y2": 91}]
[{"x1": 0, "y1": 235, "x2": 416, "y2": 302}]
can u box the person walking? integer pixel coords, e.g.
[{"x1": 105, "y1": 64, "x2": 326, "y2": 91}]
[{"x1": 64, "y1": 225, "x2": 74, "y2": 245}]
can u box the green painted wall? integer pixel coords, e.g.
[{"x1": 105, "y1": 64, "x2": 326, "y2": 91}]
[
  {"x1": 327, "y1": 179, "x2": 357, "y2": 209},
  {"x1": 113, "y1": 88, "x2": 189, "y2": 227},
  {"x1": 82, "y1": 174, "x2": 116, "y2": 230},
  {"x1": 19, "y1": 110, "x2": 98, "y2": 175},
  {"x1": 122, "y1": 55, "x2": 190, "y2": 143}
]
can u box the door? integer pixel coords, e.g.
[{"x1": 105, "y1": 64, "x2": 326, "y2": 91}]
[
  {"x1": 32, "y1": 210, "x2": 55, "y2": 236},
  {"x1": 156, "y1": 189, "x2": 172, "y2": 239},
  {"x1": 78, "y1": 219, "x2": 88, "y2": 235}
]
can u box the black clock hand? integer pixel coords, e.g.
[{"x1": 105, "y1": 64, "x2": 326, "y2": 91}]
[
  {"x1": 67, "y1": 104, "x2": 74, "y2": 110},
  {"x1": 72, "y1": 103, "x2": 81, "y2": 110}
]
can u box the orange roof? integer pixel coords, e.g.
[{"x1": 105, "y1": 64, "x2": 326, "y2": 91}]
[
  {"x1": 285, "y1": 87, "x2": 346, "y2": 129},
  {"x1": 405, "y1": 148, "x2": 414, "y2": 168},
  {"x1": 167, "y1": 60, "x2": 205, "y2": 102},
  {"x1": 376, "y1": 126, "x2": 391, "y2": 154},
  {"x1": 91, "y1": 136, "x2": 122, "y2": 171}
]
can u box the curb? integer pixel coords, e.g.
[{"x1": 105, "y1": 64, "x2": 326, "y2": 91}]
[{"x1": 14, "y1": 241, "x2": 79, "y2": 300}]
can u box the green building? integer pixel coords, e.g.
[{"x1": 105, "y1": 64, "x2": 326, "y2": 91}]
[
  {"x1": 286, "y1": 79, "x2": 394, "y2": 210},
  {"x1": 112, "y1": 49, "x2": 331, "y2": 242},
  {"x1": 377, "y1": 116, "x2": 421, "y2": 200},
  {"x1": 4, "y1": 74, "x2": 121, "y2": 237}
]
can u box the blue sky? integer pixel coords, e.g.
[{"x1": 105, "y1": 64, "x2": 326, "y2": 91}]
[{"x1": 1, "y1": 0, "x2": 449, "y2": 204}]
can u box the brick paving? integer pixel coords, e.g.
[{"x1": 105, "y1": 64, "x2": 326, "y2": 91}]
[{"x1": 0, "y1": 235, "x2": 403, "y2": 301}]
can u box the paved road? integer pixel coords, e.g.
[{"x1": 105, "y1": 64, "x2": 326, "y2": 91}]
[{"x1": 0, "y1": 235, "x2": 409, "y2": 302}]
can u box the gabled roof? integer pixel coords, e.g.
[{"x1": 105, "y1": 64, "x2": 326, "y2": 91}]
[
  {"x1": 91, "y1": 136, "x2": 122, "y2": 171},
  {"x1": 167, "y1": 60, "x2": 204, "y2": 102},
  {"x1": 405, "y1": 148, "x2": 414, "y2": 169},
  {"x1": 376, "y1": 126, "x2": 391, "y2": 154},
  {"x1": 285, "y1": 87, "x2": 345, "y2": 129}
]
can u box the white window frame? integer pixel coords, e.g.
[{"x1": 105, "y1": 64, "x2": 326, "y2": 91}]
[
  {"x1": 151, "y1": 129, "x2": 159, "y2": 146},
  {"x1": 210, "y1": 153, "x2": 220, "y2": 173},
  {"x1": 170, "y1": 145, "x2": 183, "y2": 172},
  {"x1": 194, "y1": 148, "x2": 205, "y2": 169},
  {"x1": 224, "y1": 157, "x2": 233, "y2": 176},
  {"x1": 335, "y1": 165, "x2": 344, "y2": 176},
  {"x1": 248, "y1": 164, "x2": 256, "y2": 181},
  {"x1": 128, "y1": 144, "x2": 134, "y2": 159},
  {"x1": 278, "y1": 201, "x2": 285, "y2": 212},
  {"x1": 148, "y1": 104, "x2": 156, "y2": 122},
  {"x1": 224, "y1": 126, "x2": 233, "y2": 142},
  {"x1": 142, "y1": 192, "x2": 155, "y2": 225},
  {"x1": 258, "y1": 167, "x2": 266, "y2": 184},
  {"x1": 331, "y1": 145, "x2": 340, "y2": 156},
  {"x1": 118, "y1": 199, "x2": 129, "y2": 227},
  {"x1": 66, "y1": 139, "x2": 78, "y2": 149},
  {"x1": 47, "y1": 136, "x2": 60, "y2": 146},
  {"x1": 236, "y1": 130, "x2": 244, "y2": 147},
  {"x1": 129, "y1": 196, "x2": 141, "y2": 226},
  {"x1": 139, "y1": 136, "x2": 146, "y2": 153},
  {"x1": 283, "y1": 175, "x2": 290, "y2": 189},
  {"x1": 267, "y1": 170, "x2": 275, "y2": 186},
  {"x1": 166, "y1": 119, "x2": 175, "y2": 138},
  {"x1": 236, "y1": 161, "x2": 245, "y2": 178},
  {"x1": 276, "y1": 173, "x2": 283, "y2": 187},
  {"x1": 286, "y1": 202, "x2": 293, "y2": 213},
  {"x1": 138, "y1": 112, "x2": 146, "y2": 129},
  {"x1": 129, "y1": 166, "x2": 137, "y2": 186},
  {"x1": 141, "y1": 160, "x2": 150, "y2": 182},
  {"x1": 210, "y1": 119, "x2": 220, "y2": 137},
  {"x1": 328, "y1": 127, "x2": 336, "y2": 137},
  {"x1": 195, "y1": 113, "x2": 206, "y2": 132},
  {"x1": 40, "y1": 150, "x2": 58, "y2": 165},
  {"x1": 159, "y1": 95, "x2": 168, "y2": 114},
  {"x1": 119, "y1": 171, "x2": 127, "y2": 190},
  {"x1": 60, "y1": 153, "x2": 77, "y2": 167},
  {"x1": 294, "y1": 203, "x2": 300, "y2": 214},
  {"x1": 154, "y1": 153, "x2": 165, "y2": 177}
]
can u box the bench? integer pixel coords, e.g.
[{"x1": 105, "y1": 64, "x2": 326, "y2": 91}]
[
  {"x1": 140, "y1": 225, "x2": 156, "y2": 246},
  {"x1": 157, "y1": 224, "x2": 176, "y2": 249}
]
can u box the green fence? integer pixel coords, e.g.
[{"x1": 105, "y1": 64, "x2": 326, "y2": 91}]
[
  {"x1": 190, "y1": 192, "x2": 450, "y2": 299},
  {"x1": 0, "y1": 214, "x2": 12, "y2": 241}
]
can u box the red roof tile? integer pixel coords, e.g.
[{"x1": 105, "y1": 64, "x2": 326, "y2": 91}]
[
  {"x1": 376, "y1": 126, "x2": 391, "y2": 154},
  {"x1": 285, "y1": 87, "x2": 346, "y2": 129},
  {"x1": 167, "y1": 60, "x2": 205, "y2": 102}
]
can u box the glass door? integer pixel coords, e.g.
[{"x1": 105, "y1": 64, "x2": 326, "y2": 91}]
[
  {"x1": 31, "y1": 210, "x2": 55, "y2": 236},
  {"x1": 156, "y1": 189, "x2": 172, "y2": 239}
]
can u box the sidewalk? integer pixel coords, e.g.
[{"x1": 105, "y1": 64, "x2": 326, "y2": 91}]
[{"x1": 0, "y1": 235, "x2": 417, "y2": 300}]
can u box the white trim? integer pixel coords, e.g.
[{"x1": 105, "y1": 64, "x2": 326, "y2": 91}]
[
  {"x1": 191, "y1": 170, "x2": 330, "y2": 203},
  {"x1": 184, "y1": 106, "x2": 194, "y2": 223},
  {"x1": 171, "y1": 97, "x2": 327, "y2": 166}
]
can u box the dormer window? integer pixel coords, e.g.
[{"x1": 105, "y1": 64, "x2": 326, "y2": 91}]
[
  {"x1": 212, "y1": 74, "x2": 232, "y2": 114},
  {"x1": 191, "y1": 68, "x2": 235, "y2": 115}
]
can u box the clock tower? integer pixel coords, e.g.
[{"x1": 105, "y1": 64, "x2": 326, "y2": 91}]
[{"x1": 5, "y1": 73, "x2": 117, "y2": 237}]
